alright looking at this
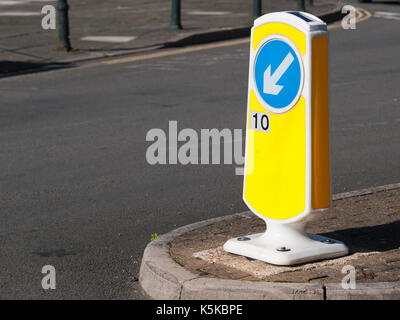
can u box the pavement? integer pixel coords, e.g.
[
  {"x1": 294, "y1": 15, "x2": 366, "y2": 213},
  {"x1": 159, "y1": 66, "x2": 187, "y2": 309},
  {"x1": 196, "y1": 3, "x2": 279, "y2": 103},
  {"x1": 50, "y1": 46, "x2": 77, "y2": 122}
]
[
  {"x1": 0, "y1": 0, "x2": 342, "y2": 75},
  {"x1": 140, "y1": 184, "x2": 400, "y2": 299}
]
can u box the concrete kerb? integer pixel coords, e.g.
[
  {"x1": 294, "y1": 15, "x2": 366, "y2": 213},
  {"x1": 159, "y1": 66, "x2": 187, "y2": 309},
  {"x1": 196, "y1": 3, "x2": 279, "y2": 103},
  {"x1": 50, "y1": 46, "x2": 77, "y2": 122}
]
[
  {"x1": 139, "y1": 183, "x2": 400, "y2": 300},
  {"x1": 139, "y1": 213, "x2": 325, "y2": 300}
]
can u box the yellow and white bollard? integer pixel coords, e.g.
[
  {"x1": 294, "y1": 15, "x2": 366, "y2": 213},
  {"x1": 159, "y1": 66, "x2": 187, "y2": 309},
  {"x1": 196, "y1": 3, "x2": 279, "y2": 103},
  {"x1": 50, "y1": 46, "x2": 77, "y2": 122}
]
[{"x1": 224, "y1": 11, "x2": 348, "y2": 265}]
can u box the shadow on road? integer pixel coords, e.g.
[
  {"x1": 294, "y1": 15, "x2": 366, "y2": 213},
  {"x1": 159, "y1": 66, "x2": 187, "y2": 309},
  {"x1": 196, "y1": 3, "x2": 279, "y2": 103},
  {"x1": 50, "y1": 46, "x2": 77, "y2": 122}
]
[
  {"x1": 0, "y1": 60, "x2": 72, "y2": 78},
  {"x1": 322, "y1": 220, "x2": 400, "y2": 253}
]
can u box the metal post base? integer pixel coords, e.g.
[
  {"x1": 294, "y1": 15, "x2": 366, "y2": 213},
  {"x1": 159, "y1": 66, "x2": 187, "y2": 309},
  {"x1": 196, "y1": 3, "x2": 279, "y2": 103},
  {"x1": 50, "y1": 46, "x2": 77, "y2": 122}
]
[{"x1": 223, "y1": 221, "x2": 348, "y2": 266}]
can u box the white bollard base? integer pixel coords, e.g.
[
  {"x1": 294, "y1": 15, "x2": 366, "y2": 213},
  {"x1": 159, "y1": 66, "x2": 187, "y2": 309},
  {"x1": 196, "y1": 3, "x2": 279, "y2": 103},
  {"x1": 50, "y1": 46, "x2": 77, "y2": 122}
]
[{"x1": 223, "y1": 222, "x2": 348, "y2": 266}]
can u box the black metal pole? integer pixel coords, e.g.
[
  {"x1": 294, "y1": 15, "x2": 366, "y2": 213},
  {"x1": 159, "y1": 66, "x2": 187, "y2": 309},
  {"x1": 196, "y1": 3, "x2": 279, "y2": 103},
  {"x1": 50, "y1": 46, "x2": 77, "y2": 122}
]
[
  {"x1": 253, "y1": 0, "x2": 262, "y2": 19},
  {"x1": 297, "y1": 0, "x2": 306, "y2": 11},
  {"x1": 56, "y1": 0, "x2": 71, "y2": 51},
  {"x1": 170, "y1": 0, "x2": 182, "y2": 29}
]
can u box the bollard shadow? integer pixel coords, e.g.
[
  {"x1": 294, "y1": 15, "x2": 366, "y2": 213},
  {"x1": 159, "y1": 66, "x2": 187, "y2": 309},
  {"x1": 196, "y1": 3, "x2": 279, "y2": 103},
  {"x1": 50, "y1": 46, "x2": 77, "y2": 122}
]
[
  {"x1": 0, "y1": 60, "x2": 72, "y2": 78},
  {"x1": 320, "y1": 220, "x2": 400, "y2": 253}
]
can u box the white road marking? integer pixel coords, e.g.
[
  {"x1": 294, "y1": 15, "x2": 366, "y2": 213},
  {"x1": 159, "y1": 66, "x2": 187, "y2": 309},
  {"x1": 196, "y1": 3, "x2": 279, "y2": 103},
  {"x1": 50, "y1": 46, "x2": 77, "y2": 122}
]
[
  {"x1": 187, "y1": 11, "x2": 231, "y2": 16},
  {"x1": 104, "y1": 38, "x2": 250, "y2": 65},
  {"x1": 0, "y1": 1, "x2": 30, "y2": 5},
  {"x1": 373, "y1": 11, "x2": 400, "y2": 21},
  {"x1": 0, "y1": 11, "x2": 40, "y2": 16},
  {"x1": 80, "y1": 36, "x2": 137, "y2": 43},
  {"x1": 0, "y1": 0, "x2": 54, "y2": 4}
]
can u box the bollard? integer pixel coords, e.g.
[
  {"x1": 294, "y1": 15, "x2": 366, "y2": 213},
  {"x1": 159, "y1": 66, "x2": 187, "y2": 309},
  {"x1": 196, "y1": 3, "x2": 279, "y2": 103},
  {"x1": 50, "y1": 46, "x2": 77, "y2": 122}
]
[
  {"x1": 253, "y1": 0, "x2": 262, "y2": 19},
  {"x1": 223, "y1": 11, "x2": 348, "y2": 265},
  {"x1": 56, "y1": 0, "x2": 71, "y2": 51},
  {"x1": 169, "y1": 0, "x2": 182, "y2": 30},
  {"x1": 297, "y1": 0, "x2": 306, "y2": 11}
]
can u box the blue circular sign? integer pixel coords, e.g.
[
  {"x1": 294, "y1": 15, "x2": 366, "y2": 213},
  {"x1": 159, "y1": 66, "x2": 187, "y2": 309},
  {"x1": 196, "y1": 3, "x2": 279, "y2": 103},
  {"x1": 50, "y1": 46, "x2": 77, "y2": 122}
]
[{"x1": 254, "y1": 38, "x2": 303, "y2": 113}]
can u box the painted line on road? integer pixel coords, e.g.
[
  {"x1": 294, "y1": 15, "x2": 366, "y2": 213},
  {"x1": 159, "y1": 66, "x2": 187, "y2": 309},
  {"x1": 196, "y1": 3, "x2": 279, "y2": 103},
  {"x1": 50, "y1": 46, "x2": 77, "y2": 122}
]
[
  {"x1": 373, "y1": 11, "x2": 400, "y2": 21},
  {"x1": 103, "y1": 38, "x2": 250, "y2": 65},
  {"x1": 103, "y1": 8, "x2": 371, "y2": 66},
  {"x1": 354, "y1": 7, "x2": 372, "y2": 24},
  {"x1": 0, "y1": 0, "x2": 56, "y2": 3}
]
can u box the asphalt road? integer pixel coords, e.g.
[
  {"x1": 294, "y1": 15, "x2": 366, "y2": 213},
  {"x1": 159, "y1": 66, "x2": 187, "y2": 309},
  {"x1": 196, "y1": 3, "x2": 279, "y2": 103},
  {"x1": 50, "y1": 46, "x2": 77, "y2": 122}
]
[{"x1": 1, "y1": 1, "x2": 400, "y2": 299}]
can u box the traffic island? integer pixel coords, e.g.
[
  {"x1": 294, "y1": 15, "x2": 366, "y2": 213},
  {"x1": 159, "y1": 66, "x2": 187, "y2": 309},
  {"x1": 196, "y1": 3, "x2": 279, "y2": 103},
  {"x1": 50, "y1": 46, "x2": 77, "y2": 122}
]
[{"x1": 139, "y1": 184, "x2": 400, "y2": 300}]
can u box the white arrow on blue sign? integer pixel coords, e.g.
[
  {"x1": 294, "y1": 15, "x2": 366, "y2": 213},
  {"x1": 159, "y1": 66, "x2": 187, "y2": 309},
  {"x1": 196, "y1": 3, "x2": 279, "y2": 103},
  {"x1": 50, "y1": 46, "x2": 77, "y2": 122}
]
[{"x1": 254, "y1": 39, "x2": 303, "y2": 112}]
